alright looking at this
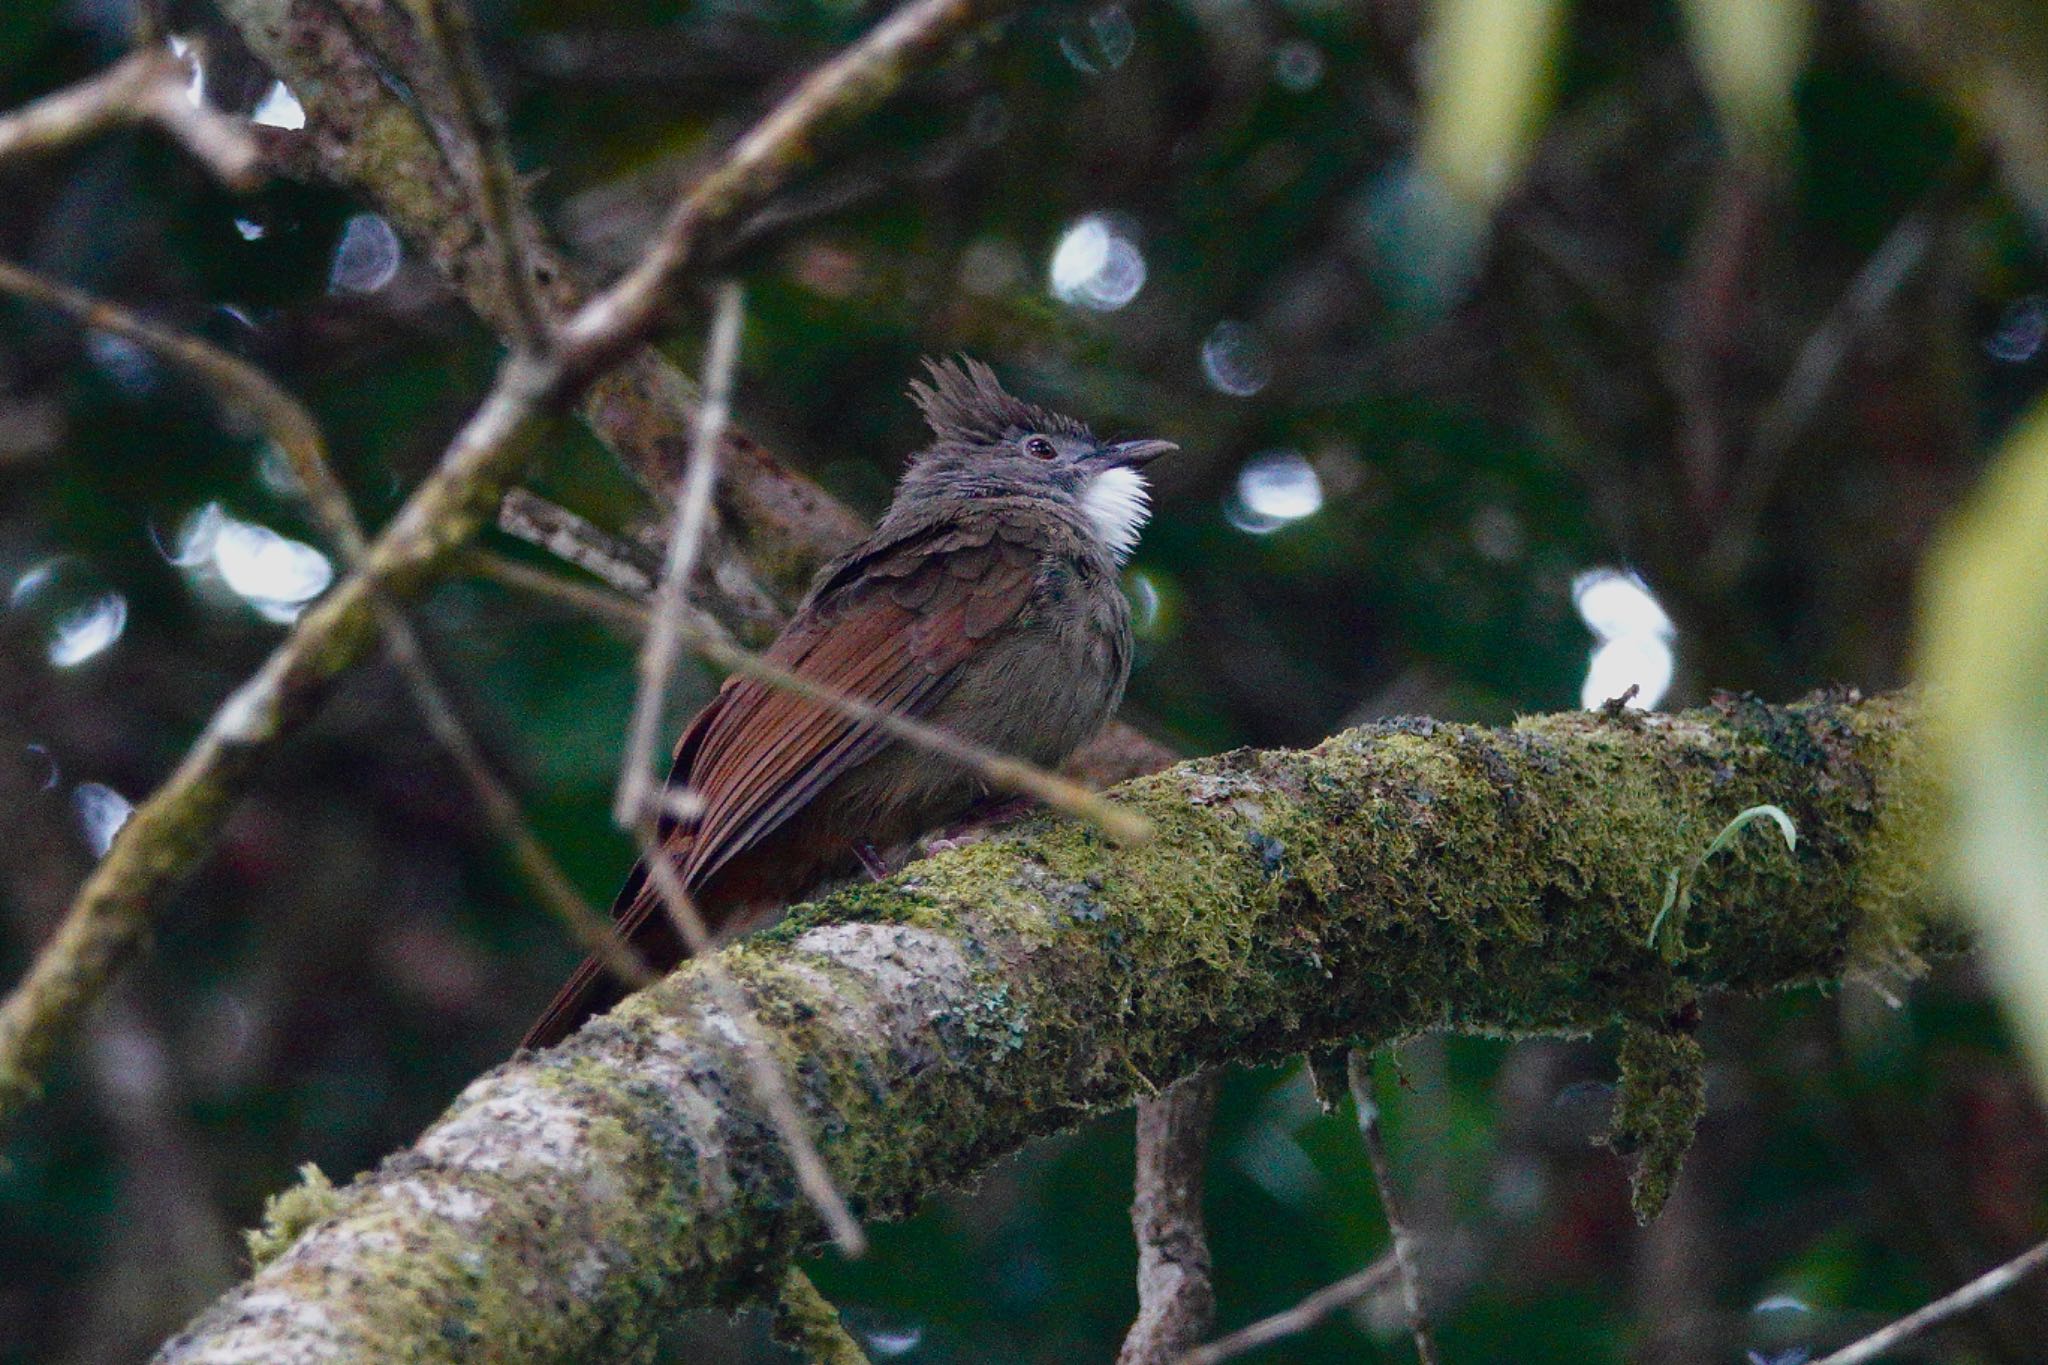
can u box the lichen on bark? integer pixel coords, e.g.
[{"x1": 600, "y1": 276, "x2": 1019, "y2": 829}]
[{"x1": 157, "y1": 690, "x2": 1937, "y2": 1364}]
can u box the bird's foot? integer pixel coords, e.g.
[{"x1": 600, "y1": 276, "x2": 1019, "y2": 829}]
[
  {"x1": 854, "y1": 841, "x2": 896, "y2": 882},
  {"x1": 921, "y1": 795, "x2": 1039, "y2": 855}
]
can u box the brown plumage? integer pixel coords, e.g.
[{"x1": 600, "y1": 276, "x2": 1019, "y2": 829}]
[{"x1": 522, "y1": 359, "x2": 1173, "y2": 1049}]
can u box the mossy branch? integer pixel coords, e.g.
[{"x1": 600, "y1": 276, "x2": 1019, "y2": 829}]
[{"x1": 155, "y1": 691, "x2": 1935, "y2": 1364}]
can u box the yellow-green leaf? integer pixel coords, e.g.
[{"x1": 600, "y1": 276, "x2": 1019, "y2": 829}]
[
  {"x1": 1678, "y1": 0, "x2": 1814, "y2": 155},
  {"x1": 1920, "y1": 395, "x2": 2048, "y2": 1093},
  {"x1": 1417, "y1": 0, "x2": 1570, "y2": 213}
]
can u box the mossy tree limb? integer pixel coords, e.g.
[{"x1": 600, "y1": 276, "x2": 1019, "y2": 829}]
[{"x1": 156, "y1": 691, "x2": 1934, "y2": 1364}]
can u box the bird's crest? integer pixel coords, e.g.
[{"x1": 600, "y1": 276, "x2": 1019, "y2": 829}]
[{"x1": 908, "y1": 357, "x2": 1090, "y2": 445}]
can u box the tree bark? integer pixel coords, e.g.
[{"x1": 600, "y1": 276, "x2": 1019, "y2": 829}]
[
  {"x1": 1118, "y1": 1072, "x2": 1221, "y2": 1364},
  {"x1": 155, "y1": 691, "x2": 1935, "y2": 1363}
]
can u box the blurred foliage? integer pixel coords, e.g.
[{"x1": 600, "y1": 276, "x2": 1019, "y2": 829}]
[
  {"x1": 1922, "y1": 397, "x2": 2048, "y2": 1106},
  {"x1": 1677, "y1": 0, "x2": 1812, "y2": 154},
  {"x1": 2, "y1": 0, "x2": 2048, "y2": 1361}
]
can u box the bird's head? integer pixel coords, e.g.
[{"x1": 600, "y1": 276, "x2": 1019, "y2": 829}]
[{"x1": 900, "y1": 357, "x2": 1174, "y2": 564}]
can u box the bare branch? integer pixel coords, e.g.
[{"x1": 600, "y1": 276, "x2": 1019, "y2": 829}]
[
  {"x1": 1119, "y1": 1072, "x2": 1221, "y2": 1365},
  {"x1": 1347, "y1": 1051, "x2": 1442, "y2": 1365},
  {"x1": 368, "y1": 623, "x2": 653, "y2": 988},
  {"x1": 0, "y1": 48, "x2": 261, "y2": 188},
  {"x1": 403, "y1": 0, "x2": 549, "y2": 346},
  {"x1": 496, "y1": 489, "x2": 660, "y2": 597},
  {"x1": 495, "y1": 487, "x2": 782, "y2": 645},
  {"x1": 617, "y1": 281, "x2": 745, "y2": 827},
  {"x1": 0, "y1": 52, "x2": 161, "y2": 160},
  {"x1": 1181, "y1": 1258, "x2": 1401, "y2": 1365},
  {"x1": 1809, "y1": 1237, "x2": 2048, "y2": 1365}
]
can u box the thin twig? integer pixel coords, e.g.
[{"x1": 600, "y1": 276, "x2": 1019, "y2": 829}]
[
  {"x1": 0, "y1": 48, "x2": 261, "y2": 188},
  {"x1": 495, "y1": 478, "x2": 1149, "y2": 832},
  {"x1": 1699, "y1": 211, "x2": 1933, "y2": 583},
  {"x1": 0, "y1": 0, "x2": 1019, "y2": 1142},
  {"x1": 1808, "y1": 1238, "x2": 2048, "y2": 1365},
  {"x1": 616, "y1": 281, "x2": 744, "y2": 827},
  {"x1": 366, "y1": 621, "x2": 652, "y2": 986},
  {"x1": 463, "y1": 549, "x2": 653, "y2": 636},
  {"x1": 490, "y1": 506, "x2": 1153, "y2": 839},
  {"x1": 1700, "y1": 158, "x2": 1986, "y2": 586},
  {"x1": 0, "y1": 52, "x2": 156, "y2": 160},
  {"x1": 492, "y1": 492, "x2": 775, "y2": 649},
  {"x1": 0, "y1": 258, "x2": 648, "y2": 989},
  {"x1": 1119, "y1": 1072, "x2": 1221, "y2": 1365},
  {"x1": 726, "y1": 636, "x2": 1155, "y2": 840},
  {"x1": 1348, "y1": 1051, "x2": 1442, "y2": 1365},
  {"x1": 615, "y1": 285, "x2": 864, "y2": 1256},
  {"x1": 1180, "y1": 1256, "x2": 1400, "y2": 1365},
  {"x1": 485, "y1": 534, "x2": 1154, "y2": 835}
]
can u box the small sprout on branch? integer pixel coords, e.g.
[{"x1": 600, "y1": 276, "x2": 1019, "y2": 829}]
[{"x1": 1648, "y1": 803, "x2": 1798, "y2": 961}]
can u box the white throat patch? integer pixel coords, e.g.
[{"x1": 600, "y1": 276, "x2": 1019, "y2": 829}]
[{"x1": 1081, "y1": 466, "x2": 1151, "y2": 565}]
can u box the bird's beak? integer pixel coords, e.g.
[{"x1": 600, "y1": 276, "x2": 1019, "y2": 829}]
[{"x1": 1100, "y1": 438, "x2": 1177, "y2": 469}]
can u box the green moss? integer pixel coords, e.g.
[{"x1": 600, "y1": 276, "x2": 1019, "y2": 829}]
[
  {"x1": 771, "y1": 1266, "x2": 872, "y2": 1364},
  {"x1": 245, "y1": 1162, "x2": 341, "y2": 1269},
  {"x1": 1607, "y1": 1017, "x2": 1707, "y2": 1222},
  {"x1": 188, "y1": 692, "x2": 1941, "y2": 1360}
]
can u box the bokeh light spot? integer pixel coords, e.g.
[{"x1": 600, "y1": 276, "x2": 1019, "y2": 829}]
[
  {"x1": 1200, "y1": 321, "x2": 1274, "y2": 397},
  {"x1": 329, "y1": 213, "x2": 402, "y2": 295},
  {"x1": 1049, "y1": 215, "x2": 1146, "y2": 311},
  {"x1": 1573, "y1": 568, "x2": 1675, "y2": 709},
  {"x1": 1226, "y1": 450, "x2": 1323, "y2": 534}
]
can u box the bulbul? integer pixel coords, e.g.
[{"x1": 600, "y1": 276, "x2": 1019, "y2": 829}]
[{"x1": 523, "y1": 358, "x2": 1174, "y2": 1048}]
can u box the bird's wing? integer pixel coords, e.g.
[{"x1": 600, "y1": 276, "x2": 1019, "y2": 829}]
[
  {"x1": 679, "y1": 506, "x2": 1046, "y2": 889},
  {"x1": 520, "y1": 508, "x2": 1051, "y2": 1051}
]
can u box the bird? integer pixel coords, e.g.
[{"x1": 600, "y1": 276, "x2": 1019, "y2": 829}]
[{"x1": 522, "y1": 357, "x2": 1174, "y2": 1049}]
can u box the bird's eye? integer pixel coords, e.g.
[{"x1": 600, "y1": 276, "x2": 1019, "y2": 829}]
[{"x1": 1024, "y1": 435, "x2": 1057, "y2": 460}]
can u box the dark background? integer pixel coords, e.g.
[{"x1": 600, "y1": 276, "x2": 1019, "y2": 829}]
[{"x1": 3, "y1": 0, "x2": 2046, "y2": 1360}]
